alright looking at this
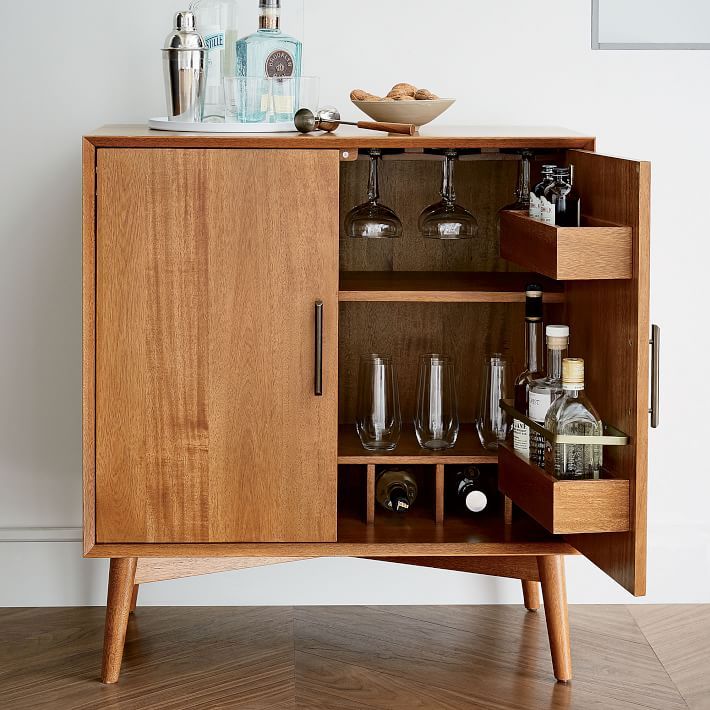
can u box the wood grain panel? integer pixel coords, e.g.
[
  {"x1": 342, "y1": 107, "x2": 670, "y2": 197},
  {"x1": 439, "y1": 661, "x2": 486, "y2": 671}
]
[
  {"x1": 366, "y1": 555, "x2": 541, "y2": 580},
  {"x1": 135, "y1": 557, "x2": 312, "y2": 583},
  {"x1": 86, "y1": 124, "x2": 597, "y2": 150},
  {"x1": 564, "y1": 150, "x2": 650, "y2": 596},
  {"x1": 82, "y1": 138, "x2": 96, "y2": 555},
  {"x1": 498, "y1": 444, "x2": 630, "y2": 534},
  {"x1": 95, "y1": 149, "x2": 339, "y2": 544},
  {"x1": 500, "y1": 210, "x2": 632, "y2": 280}
]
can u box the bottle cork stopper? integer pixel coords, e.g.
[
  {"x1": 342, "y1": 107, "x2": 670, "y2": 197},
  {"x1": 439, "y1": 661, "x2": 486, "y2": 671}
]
[{"x1": 562, "y1": 358, "x2": 584, "y2": 387}]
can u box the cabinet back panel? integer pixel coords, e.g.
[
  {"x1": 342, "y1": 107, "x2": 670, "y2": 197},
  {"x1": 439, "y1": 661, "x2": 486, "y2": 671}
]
[{"x1": 95, "y1": 148, "x2": 339, "y2": 543}]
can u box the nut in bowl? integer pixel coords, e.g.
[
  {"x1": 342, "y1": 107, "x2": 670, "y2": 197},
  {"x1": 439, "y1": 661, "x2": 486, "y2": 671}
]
[{"x1": 350, "y1": 83, "x2": 455, "y2": 128}]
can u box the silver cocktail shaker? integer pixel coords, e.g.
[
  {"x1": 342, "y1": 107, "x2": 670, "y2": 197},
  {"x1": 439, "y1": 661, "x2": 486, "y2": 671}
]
[{"x1": 162, "y1": 11, "x2": 206, "y2": 122}]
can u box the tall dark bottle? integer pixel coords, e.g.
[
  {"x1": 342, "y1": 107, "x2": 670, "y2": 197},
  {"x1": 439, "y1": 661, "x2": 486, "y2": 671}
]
[
  {"x1": 544, "y1": 167, "x2": 580, "y2": 227},
  {"x1": 375, "y1": 468, "x2": 418, "y2": 513},
  {"x1": 512, "y1": 285, "x2": 545, "y2": 459},
  {"x1": 455, "y1": 466, "x2": 492, "y2": 513}
]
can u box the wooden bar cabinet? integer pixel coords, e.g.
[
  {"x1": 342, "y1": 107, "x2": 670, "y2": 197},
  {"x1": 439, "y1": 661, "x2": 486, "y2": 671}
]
[{"x1": 82, "y1": 125, "x2": 655, "y2": 684}]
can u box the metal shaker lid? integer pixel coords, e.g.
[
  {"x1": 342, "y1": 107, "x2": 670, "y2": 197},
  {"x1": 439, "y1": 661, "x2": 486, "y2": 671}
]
[
  {"x1": 260, "y1": 0, "x2": 281, "y2": 8},
  {"x1": 163, "y1": 11, "x2": 204, "y2": 50}
]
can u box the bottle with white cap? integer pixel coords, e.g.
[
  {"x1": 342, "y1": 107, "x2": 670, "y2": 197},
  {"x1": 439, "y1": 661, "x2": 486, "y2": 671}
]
[
  {"x1": 544, "y1": 358, "x2": 603, "y2": 479},
  {"x1": 528, "y1": 325, "x2": 569, "y2": 467},
  {"x1": 455, "y1": 466, "x2": 491, "y2": 514}
]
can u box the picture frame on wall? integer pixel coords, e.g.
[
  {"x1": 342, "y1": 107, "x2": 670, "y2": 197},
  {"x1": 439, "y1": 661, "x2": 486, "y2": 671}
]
[{"x1": 592, "y1": 0, "x2": 710, "y2": 49}]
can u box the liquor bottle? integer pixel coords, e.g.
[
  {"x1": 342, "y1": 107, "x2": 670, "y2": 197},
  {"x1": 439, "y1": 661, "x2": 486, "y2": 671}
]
[
  {"x1": 455, "y1": 466, "x2": 491, "y2": 513},
  {"x1": 236, "y1": 0, "x2": 303, "y2": 123},
  {"x1": 533, "y1": 165, "x2": 557, "y2": 198},
  {"x1": 189, "y1": 0, "x2": 239, "y2": 121},
  {"x1": 544, "y1": 358, "x2": 603, "y2": 479},
  {"x1": 544, "y1": 167, "x2": 580, "y2": 227},
  {"x1": 528, "y1": 325, "x2": 569, "y2": 467},
  {"x1": 376, "y1": 468, "x2": 418, "y2": 513},
  {"x1": 512, "y1": 285, "x2": 545, "y2": 459}
]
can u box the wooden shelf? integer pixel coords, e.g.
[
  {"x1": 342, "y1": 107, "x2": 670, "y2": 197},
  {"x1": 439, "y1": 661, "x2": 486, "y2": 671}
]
[
  {"x1": 338, "y1": 271, "x2": 566, "y2": 303},
  {"x1": 499, "y1": 211, "x2": 632, "y2": 280},
  {"x1": 497, "y1": 444, "x2": 630, "y2": 535},
  {"x1": 338, "y1": 423, "x2": 498, "y2": 465},
  {"x1": 336, "y1": 506, "x2": 563, "y2": 550}
]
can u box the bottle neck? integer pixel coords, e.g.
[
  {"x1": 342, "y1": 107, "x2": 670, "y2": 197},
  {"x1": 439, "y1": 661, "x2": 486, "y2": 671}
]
[
  {"x1": 367, "y1": 152, "x2": 381, "y2": 203},
  {"x1": 389, "y1": 484, "x2": 410, "y2": 513},
  {"x1": 562, "y1": 386, "x2": 583, "y2": 398},
  {"x1": 259, "y1": 10, "x2": 281, "y2": 31},
  {"x1": 546, "y1": 346, "x2": 568, "y2": 380},
  {"x1": 525, "y1": 320, "x2": 543, "y2": 374}
]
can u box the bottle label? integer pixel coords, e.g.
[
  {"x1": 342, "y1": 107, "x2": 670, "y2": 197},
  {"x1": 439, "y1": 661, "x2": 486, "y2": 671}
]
[
  {"x1": 540, "y1": 196, "x2": 555, "y2": 225},
  {"x1": 265, "y1": 50, "x2": 295, "y2": 78},
  {"x1": 528, "y1": 391, "x2": 552, "y2": 423},
  {"x1": 512, "y1": 419, "x2": 530, "y2": 458},
  {"x1": 204, "y1": 31, "x2": 225, "y2": 51},
  {"x1": 529, "y1": 193, "x2": 541, "y2": 219}
]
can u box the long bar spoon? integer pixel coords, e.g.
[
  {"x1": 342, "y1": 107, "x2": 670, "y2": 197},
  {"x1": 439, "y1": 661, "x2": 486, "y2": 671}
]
[{"x1": 295, "y1": 107, "x2": 416, "y2": 136}]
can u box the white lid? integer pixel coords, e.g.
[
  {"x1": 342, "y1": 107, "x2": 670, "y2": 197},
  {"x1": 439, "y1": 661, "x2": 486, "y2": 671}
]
[
  {"x1": 546, "y1": 325, "x2": 569, "y2": 337},
  {"x1": 465, "y1": 490, "x2": 488, "y2": 513}
]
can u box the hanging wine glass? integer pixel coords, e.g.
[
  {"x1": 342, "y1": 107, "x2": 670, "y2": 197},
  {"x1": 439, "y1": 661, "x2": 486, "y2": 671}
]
[
  {"x1": 419, "y1": 150, "x2": 478, "y2": 240},
  {"x1": 345, "y1": 149, "x2": 402, "y2": 239},
  {"x1": 500, "y1": 150, "x2": 533, "y2": 212}
]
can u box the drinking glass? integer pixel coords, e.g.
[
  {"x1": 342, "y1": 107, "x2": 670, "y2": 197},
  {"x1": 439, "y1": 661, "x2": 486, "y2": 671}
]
[
  {"x1": 345, "y1": 150, "x2": 403, "y2": 239},
  {"x1": 414, "y1": 354, "x2": 459, "y2": 451},
  {"x1": 419, "y1": 149, "x2": 478, "y2": 239},
  {"x1": 500, "y1": 150, "x2": 533, "y2": 212},
  {"x1": 476, "y1": 354, "x2": 510, "y2": 450},
  {"x1": 356, "y1": 354, "x2": 401, "y2": 451}
]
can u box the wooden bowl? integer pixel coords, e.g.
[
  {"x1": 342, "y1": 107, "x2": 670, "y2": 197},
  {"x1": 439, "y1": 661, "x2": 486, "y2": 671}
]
[{"x1": 352, "y1": 98, "x2": 456, "y2": 127}]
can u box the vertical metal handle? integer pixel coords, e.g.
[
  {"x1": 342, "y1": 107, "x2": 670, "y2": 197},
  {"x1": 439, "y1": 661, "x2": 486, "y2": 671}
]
[
  {"x1": 314, "y1": 301, "x2": 323, "y2": 396},
  {"x1": 649, "y1": 324, "x2": 660, "y2": 428}
]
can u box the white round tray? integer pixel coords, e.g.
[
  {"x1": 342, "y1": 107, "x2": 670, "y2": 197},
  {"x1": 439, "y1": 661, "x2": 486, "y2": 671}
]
[{"x1": 148, "y1": 117, "x2": 298, "y2": 133}]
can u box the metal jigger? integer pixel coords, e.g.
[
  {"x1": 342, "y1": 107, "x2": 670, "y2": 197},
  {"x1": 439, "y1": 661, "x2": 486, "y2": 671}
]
[{"x1": 294, "y1": 107, "x2": 416, "y2": 136}]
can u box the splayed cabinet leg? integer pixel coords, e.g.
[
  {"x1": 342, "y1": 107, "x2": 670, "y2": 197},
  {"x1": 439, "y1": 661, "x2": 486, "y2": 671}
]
[
  {"x1": 101, "y1": 558, "x2": 138, "y2": 684},
  {"x1": 522, "y1": 579, "x2": 540, "y2": 611},
  {"x1": 538, "y1": 555, "x2": 572, "y2": 682},
  {"x1": 129, "y1": 584, "x2": 139, "y2": 613}
]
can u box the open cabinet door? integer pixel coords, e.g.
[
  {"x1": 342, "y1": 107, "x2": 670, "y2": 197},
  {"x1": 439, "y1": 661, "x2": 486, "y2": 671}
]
[{"x1": 565, "y1": 150, "x2": 651, "y2": 595}]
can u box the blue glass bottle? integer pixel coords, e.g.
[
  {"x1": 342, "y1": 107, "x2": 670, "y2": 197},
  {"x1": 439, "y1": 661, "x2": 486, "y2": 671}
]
[{"x1": 236, "y1": 0, "x2": 302, "y2": 123}]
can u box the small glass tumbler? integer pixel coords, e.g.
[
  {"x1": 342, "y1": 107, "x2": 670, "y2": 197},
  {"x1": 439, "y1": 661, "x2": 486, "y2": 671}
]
[
  {"x1": 476, "y1": 354, "x2": 510, "y2": 450},
  {"x1": 415, "y1": 354, "x2": 459, "y2": 451},
  {"x1": 356, "y1": 354, "x2": 401, "y2": 452}
]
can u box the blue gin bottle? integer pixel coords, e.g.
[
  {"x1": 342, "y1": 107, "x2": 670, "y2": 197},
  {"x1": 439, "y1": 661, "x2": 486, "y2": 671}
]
[{"x1": 236, "y1": 0, "x2": 302, "y2": 122}]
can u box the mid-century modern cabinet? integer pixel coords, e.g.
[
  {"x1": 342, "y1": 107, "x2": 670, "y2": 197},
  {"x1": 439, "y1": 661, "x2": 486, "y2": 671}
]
[{"x1": 82, "y1": 126, "x2": 655, "y2": 684}]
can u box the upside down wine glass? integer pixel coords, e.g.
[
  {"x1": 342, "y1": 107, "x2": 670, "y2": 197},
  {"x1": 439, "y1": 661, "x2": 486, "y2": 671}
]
[
  {"x1": 345, "y1": 149, "x2": 403, "y2": 239},
  {"x1": 419, "y1": 150, "x2": 478, "y2": 239}
]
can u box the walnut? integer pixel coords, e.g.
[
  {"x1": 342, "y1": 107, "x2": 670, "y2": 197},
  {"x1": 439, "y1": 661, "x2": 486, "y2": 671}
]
[
  {"x1": 350, "y1": 89, "x2": 381, "y2": 102},
  {"x1": 390, "y1": 82, "x2": 417, "y2": 97},
  {"x1": 415, "y1": 89, "x2": 439, "y2": 101}
]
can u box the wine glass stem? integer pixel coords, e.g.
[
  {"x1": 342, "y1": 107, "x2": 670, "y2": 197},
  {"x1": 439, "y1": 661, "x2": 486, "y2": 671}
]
[
  {"x1": 368, "y1": 150, "x2": 380, "y2": 204},
  {"x1": 442, "y1": 151, "x2": 456, "y2": 204}
]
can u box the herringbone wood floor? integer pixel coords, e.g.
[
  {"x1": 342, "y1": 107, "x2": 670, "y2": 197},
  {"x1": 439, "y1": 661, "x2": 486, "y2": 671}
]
[{"x1": 0, "y1": 605, "x2": 707, "y2": 709}]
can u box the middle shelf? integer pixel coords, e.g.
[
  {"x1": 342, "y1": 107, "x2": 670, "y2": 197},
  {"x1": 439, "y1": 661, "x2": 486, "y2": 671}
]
[
  {"x1": 338, "y1": 271, "x2": 566, "y2": 303},
  {"x1": 338, "y1": 423, "x2": 497, "y2": 465}
]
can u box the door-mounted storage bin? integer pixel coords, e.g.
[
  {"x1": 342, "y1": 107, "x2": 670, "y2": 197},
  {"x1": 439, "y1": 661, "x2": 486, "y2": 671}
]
[
  {"x1": 497, "y1": 401, "x2": 631, "y2": 535},
  {"x1": 499, "y1": 210, "x2": 632, "y2": 280}
]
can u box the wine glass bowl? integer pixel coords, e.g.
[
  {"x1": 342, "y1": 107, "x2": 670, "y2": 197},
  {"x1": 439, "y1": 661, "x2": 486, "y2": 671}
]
[
  {"x1": 419, "y1": 150, "x2": 478, "y2": 240},
  {"x1": 345, "y1": 149, "x2": 403, "y2": 239}
]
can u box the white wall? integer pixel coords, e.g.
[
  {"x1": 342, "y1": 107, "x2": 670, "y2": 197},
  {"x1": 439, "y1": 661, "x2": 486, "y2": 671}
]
[{"x1": 1, "y1": 0, "x2": 708, "y2": 606}]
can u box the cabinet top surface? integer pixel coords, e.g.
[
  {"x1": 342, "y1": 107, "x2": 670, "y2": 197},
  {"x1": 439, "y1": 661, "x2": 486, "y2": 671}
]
[{"x1": 85, "y1": 124, "x2": 595, "y2": 150}]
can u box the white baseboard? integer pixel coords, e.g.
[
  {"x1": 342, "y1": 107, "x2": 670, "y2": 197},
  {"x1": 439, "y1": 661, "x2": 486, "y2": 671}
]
[{"x1": 0, "y1": 527, "x2": 82, "y2": 542}]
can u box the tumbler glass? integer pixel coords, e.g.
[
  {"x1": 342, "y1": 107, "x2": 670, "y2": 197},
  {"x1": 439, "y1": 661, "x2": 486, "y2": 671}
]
[
  {"x1": 414, "y1": 354, "x2": 459, "y2": 451},
  {"x1": 356, "y1": 354, "x2": 401, "y2": 451},
  {"x1": 476, "y1": 354, "x2": 510, "y2": 450}
]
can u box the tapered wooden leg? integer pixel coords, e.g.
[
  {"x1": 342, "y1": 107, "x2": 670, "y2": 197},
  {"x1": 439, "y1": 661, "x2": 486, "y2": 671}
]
[
  {"x1": 129, "y1": 584, "x2": 139, "y2": 614},
  {"x1": 537, "y1": 555, "x2": 572, "y2": 682},
  {"x1": 521, "y1": 579, "x2": 540, "y2": 611},
  {"x1": 101, "y1": 558, "x2": 138, "y2": 684}
]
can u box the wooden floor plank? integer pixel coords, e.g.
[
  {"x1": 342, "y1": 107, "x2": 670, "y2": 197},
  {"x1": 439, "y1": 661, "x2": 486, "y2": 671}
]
[
  {"x1": 629, "y1": 605, "x2": 710, "y2": 710},
  {"x1": 0, "y1": 606, "x2": 698, "y2": 710}
]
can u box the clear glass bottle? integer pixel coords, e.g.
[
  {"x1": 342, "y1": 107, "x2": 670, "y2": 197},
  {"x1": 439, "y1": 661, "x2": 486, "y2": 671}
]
[
  {"x1": 236, "y1": 0, "x2": 302, "y2": 123},
  {"x1": 533, "y1": 164, "x2": 557, "y2": 197},
  {"x1": 376, "y1": 468, "x2": 418, "y2": 514},
  {"x1": 544, "y1": 167, "x2": 580, "y2": 227},
  {"x1": 544, "y1": 359, "x2": 603, "y2": 479},
  {"x1": 512, "y1": 285, "x2": 545, "y2": 459},
  {"x1": 189, "y1": 0, "x2": 239, "y2": 121},
  {"x1": 528, "y1": 325, "x2": 569, "y2": 467},
  {"x1": 455, "y1": 466, "x2": 490, "y2": 514}
]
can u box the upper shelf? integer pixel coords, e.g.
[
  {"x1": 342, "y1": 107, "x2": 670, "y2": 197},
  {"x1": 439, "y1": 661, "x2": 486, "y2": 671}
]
[
  {"x1": 339, "y1": 271, "x2": 566, "y2": 304},
  {"x1": 85, "y1": 125, "x2": 596, "y2": 151}
]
